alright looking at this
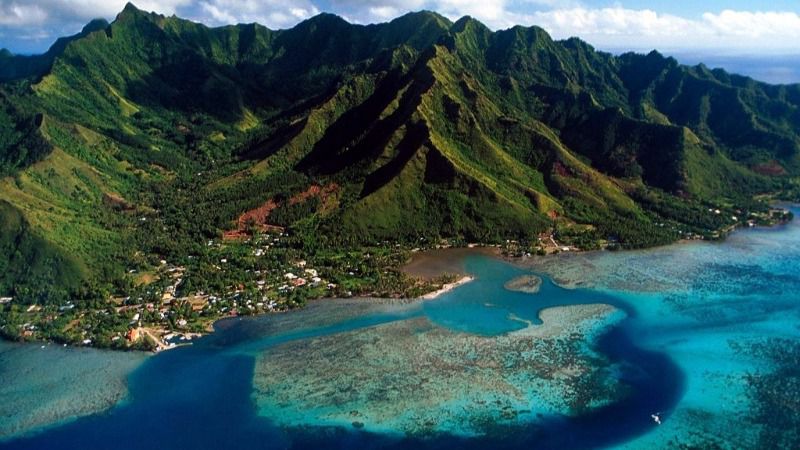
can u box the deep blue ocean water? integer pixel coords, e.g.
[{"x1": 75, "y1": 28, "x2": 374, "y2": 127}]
[
  {"x1": 2, "y1": 208, "x2": 799, "y2": 449},
  {"x1": 669, "y1": 53, "x2": 800, "y2": 85}
]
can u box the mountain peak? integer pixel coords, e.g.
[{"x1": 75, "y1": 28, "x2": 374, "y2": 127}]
[
  {"x1": 116, "y1": 2, "x2": 158, "y2": 21},
  {"x1": 391, "y1": 10, "x2": 450, "y2": 27},
  {"x1": 122, "y1": 2, "x2": 140, "y2": 14},
  {"x1": 389, "y1": 10, "x2": 452, "y2": 29},
  {"x1": 82, "y1": 18, "x2": 110, "y2": 34},
  {"x1": 303, "y1": 12, "x2": 349, "y2": 26},
  {"x1": 452, "y1": 15, "x2": 481, "y2": 31}
]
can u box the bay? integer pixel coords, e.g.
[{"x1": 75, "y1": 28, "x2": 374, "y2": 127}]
[{"x1": 2, "y1": 208, "x2": 799, "y2": 449}]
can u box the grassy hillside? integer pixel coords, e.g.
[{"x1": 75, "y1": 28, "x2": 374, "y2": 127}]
[{"x1": 0, "y1": 3, "x2": 797, "y2": 299}]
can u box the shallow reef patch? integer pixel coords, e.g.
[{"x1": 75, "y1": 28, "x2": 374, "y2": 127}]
[
  {"x1": 503, "y1": 275, "x2": 542, "y2": 294},
  {"x1": 252, "y1": 304, "x2": 624, "y2": 437},
  {"x1": 0, "y1": 342, "x2": 146, "y2": 440}
]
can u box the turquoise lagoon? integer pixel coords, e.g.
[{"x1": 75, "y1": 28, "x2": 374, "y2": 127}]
[{"x1": 1, "y1": 210, "x2": 799, "y2": 449}]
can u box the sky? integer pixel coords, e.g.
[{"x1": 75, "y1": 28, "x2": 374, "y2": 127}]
[{"x1": 1, "y1": 1, "x2": 799, "y2": 57}]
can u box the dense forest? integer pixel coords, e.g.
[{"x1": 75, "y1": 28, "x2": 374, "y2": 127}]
[{"x1": 0, "y1": 2, "x2": 798, "y2": 305}]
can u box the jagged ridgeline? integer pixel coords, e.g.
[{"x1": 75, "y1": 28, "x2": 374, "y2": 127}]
[{"x1": 0, "y1": 3, "x2": 799, "y2": 298}]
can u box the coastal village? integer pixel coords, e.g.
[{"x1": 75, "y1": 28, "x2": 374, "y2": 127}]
[
  {"x1": 0, "y1": 228, "x2": 456, "y2": 351},
  {"x1": 0, "y1": 205, "x2": 792, "y2": 352}
]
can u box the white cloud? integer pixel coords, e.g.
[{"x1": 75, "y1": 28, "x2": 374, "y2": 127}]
[
  {"x1": 332, "y1": 0, "x2": 426, "y2": 9},
  {"x1": 0, "y1": 0, "x2": 195, "y2": 52},
  {"x1": 63, "y1": 0, "x2": 191, "y2": 17},
  {"x1": 329, "y1": 0, "x2": 425, "y2": 24},
  {"x1": 522, "y1": 6, "x2": 800, "y2": 53},
  {"x1": 0, "y1": 3, "x2": 48, "y2": 26},
  {"x1": 195, "y1": 0, "x2": 319, "y2": 27},
  {"x1": 701, "y1": 10, "x2": 800, "y2": 39},
  {"x1": 2, "y1": 1, "x2": 800, "y2": 55},
  {"x1": 527, "y1": 7, "x2": 693, "y2": 36},
  {"x1": 200, "y1": 2, "x2": 237, "y2": 23},
  {"x1": 0, "y1": 0, "x2": 192, "y2": 27},
  {"x1": 368, "y1": 6, "x2": 401, "y2": 20},
  {"x1": 329, "y1": 0, "x2": 510, "y2": 28},
  {"x1": 520, "y1": 0, "x2": 582, "y2": 7},
  {"x1": 435, "y1": 0, "x2": 508, "y2": 23}
]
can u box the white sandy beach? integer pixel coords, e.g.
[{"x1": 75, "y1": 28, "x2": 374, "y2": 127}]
[{"x1": 420, "y1": 276, "x2": 475, "y2": 300}]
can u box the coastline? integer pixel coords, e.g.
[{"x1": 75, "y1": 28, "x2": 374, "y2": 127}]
[
  {"x1": 419, "y1": 276, "x2": 475, "y2": 300},
  {"x1": 401, "y1": 246, "x2": 499, "y2": 280},
  {"x1": 3, "y1": 207, "x2": 794, "y2": 353},
  {"x1": 5, "y1": 206, "x2": 799, "y2": 447}
]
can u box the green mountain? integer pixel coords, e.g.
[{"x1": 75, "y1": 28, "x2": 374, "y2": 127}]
[
  {"x1": 1, "y1": 3, "x2": 798, "y2": 300},
  {"x1": 0, "y1": 19, "x2": 110, "y2": 83}
]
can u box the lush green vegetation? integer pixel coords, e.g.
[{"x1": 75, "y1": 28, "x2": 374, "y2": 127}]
[{"x1": 0, "y1": 4, "x2": 798, "y2": 348}]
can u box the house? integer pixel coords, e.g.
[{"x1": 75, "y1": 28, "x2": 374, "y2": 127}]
[
  {"x1": 127, "y1": 328, "x2": 141, "y2": 342},
  {"x1": 284, "y1": 272, "x2": 297, "y2": 280}
]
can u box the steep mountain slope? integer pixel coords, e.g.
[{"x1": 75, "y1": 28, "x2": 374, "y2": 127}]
[
  {"x1": 0, "y1": 19, "x2": 110, "y2": 83},
  {"x1": 0, "y1": 3, "x2": 798, "y2": 299}
]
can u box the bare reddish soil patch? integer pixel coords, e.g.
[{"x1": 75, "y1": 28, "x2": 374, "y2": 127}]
[
  {"x1": 752, "y1": 161, "x2": 786, "y2": 176},
  {"x1": 223, "y1": 200, "x2": 283, "y2": 240},
  {"x1": 222, "y1": 183, "x2": 339, "y2": 240},
  {"x1": 288, "y1": 183, "x2": 339, "y2": 206}
]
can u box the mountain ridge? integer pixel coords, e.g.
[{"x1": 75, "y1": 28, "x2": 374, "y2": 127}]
[{"x1": 0, "y1": 3, "x2": 798, "y2": 301}]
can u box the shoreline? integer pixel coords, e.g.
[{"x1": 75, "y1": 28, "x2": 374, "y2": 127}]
[
  {"x1": 142, "y1": 275, "x2": 478, "y2": 350},
  {"x1": 4, "y1": 208, "x2": 795, "y2": 353},
  {"x1": 419, "y1": 276, "x2": 475, "y2": 300}
]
